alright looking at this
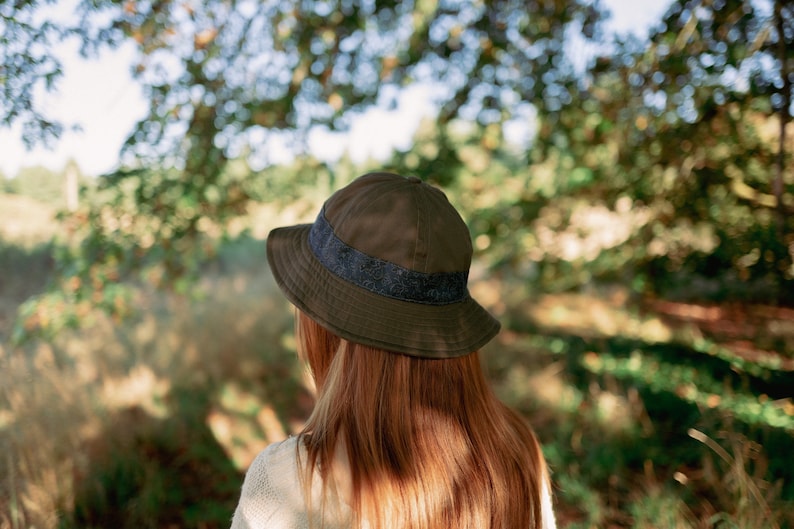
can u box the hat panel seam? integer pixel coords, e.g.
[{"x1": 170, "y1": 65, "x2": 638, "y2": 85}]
[
  {"x1": 325, "y1": 174, "x2": 399, "y2": 241},
  {"x1": 341, "y1": 178, "x2": 406, "y2": 230},
  {"x1": 332, "y1": 179, "x2": 412, "y2": 263},
  {"x1": 412, "y1": 184, "x2": 425, "y2": 273}
]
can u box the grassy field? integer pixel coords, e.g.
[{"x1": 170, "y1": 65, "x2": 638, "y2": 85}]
[{"x1": 1, "y1": 193, "x2": 793, "y2": 528}]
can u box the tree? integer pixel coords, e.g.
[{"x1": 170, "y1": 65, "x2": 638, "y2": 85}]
[
  {"x1": 1, "y1": 0, "x2": 68, "y2": 147},
  {"x1": 495, "y1": 0, "x2": 794, "y2": 302},
  {"x1": 5, "y1": 0, "x2": 609, "y2": 341}
]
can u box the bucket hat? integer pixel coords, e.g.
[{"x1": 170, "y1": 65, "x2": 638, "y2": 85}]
[{"x1": 266, "y1": 172, "x2": 500, "y2": 358}]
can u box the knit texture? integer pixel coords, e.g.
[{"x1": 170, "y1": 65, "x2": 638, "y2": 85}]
[
  {"x1": 230, "y1": 436, "x2": 350, "y2": 529},
  {"x1": 230, "y1": 436, "x2": 557, "y2": 529}
]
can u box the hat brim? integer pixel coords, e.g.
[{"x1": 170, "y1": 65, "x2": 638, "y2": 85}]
[{"x1": 266, "y1": 224, "x2": 500, "y2": 358}]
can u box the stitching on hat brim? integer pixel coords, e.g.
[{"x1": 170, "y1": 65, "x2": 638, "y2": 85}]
[{"x1": 266, "y1": 224, "x2": 500, "y2": 358}]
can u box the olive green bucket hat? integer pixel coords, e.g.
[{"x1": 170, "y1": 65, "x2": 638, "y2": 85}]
[{"x1": 266, "y1": 172, "x2": 500, "y2": 358}]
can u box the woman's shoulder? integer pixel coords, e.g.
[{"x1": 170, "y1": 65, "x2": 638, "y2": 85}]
[
  {"x1": 248, "y1": 436, "x2": 303, "y2": 477},
  {"x1": 243, "y1": 436, "x2": 307, "y2": 503},
  {"x1": 231, "y1": 436, "x2": 306, "y2": 529}
]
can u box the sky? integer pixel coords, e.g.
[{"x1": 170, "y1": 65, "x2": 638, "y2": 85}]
[{"x1": 0, "y1": 0, "x2": 673, "y2": 178}]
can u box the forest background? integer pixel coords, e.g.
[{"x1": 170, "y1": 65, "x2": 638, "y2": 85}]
[{"x1": 1, "y1": 0, "x2": 793, "y2": 527}]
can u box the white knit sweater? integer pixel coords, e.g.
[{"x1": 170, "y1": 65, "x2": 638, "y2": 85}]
[{"x1": 230, "y1": 436, "x2": 557, "y2": 529}]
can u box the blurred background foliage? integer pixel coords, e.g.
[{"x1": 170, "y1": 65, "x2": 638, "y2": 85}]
[{"x1": 1, "y1": 0, "x2": 793, "y2": 527}]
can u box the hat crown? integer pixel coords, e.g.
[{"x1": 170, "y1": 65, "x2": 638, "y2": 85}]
[
  {"x1": 265, "y1": 171, "x2": 501, "y2": 358},
  {"x1": 322, "y1": 172, "x2": 472, "y2": 274}
]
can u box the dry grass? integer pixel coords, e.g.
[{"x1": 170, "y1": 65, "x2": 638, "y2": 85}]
[
  {"x1": 688, "y1": 427, "x2": 786, "y2": 529},
  {"x1": 0, "y1": 193, "x2": 60, "y2": 246},
  {"x1": 0, "y1": 193, "x2": 320, "y2": 528},
  {"x1": 0, "y1": 244, "x2": 308, "y2": 528}
]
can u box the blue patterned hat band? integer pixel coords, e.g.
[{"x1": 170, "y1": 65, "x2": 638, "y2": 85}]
[{"x1": 308, "y1": 207, "x2": 469, "y2": 305}]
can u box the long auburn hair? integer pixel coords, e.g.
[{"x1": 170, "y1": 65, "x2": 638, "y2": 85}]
[{"x1": 295, "y1": 310, "x2": 550, "y2": 529}]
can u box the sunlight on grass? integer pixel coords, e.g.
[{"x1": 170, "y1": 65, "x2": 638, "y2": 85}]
[
  {"x1": 102, "y1": 364, "x2": 170, "y2": 418},
  {"x1": 0, "y1": 241, "x2": 301, "y2": 528},
  {"x1": 519, "y1": 290, "x2": 673, "y2": 343},
  {"x1": 500, "y1": 362, "x2": 583, "y2": 416},
  {"x1": 0, "y1": 193, "x2": 60, "y2": 246},
  {"x1": 478, "y1": 271, "x2": 794, "y2": 528},
  {"x1": 582, "y1": 350, "x2": 794, "y2": 431},
  {"x1": 0, "y1": 341, "x2": 93, "y2": 529},
  {"x1": 207, "y1": 382, "x2": 291, "y2": 470}
]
